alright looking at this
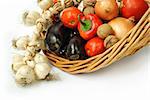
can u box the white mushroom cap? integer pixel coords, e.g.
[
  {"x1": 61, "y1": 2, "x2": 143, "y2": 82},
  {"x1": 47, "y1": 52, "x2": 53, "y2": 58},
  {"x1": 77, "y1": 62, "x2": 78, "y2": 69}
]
[
  {"x1": 15, "y1": 65, "x2": 35, "y2": 85},
  {"x1": 34, "y1": 63, "x2": 51, "y2": 79}
]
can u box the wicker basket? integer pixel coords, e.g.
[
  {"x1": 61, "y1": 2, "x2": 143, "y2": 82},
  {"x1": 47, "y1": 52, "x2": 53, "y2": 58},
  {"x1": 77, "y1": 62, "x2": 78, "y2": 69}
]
[{"x1": 42, "y1": 7, "x2": 150, "y2": 74}]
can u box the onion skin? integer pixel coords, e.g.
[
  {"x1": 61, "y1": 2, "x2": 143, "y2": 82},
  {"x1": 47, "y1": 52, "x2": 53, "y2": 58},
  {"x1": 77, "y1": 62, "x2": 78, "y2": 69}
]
[
  {"x1": 95, "y1": 0, "x2": 119, "y2": 20},
  {"x1": 108, "y1": 17, "x2": 135, "y2": 40}
]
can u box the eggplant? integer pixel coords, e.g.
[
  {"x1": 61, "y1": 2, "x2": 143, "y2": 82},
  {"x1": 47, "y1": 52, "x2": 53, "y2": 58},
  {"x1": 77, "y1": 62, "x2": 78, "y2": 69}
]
[
  {"x1": 45, "y1": 22, "x2": 71, "y2": 54},
  {"x1": 58, "y1": 30, "x2": 78, "y2": 56},
  {"x1": 65, "y1": 35, "x2": 86, "y2": 60},
  {"x1": 69, "y1": 29, "x2": 80, "y2": 38},
  {"x1": 45, "y1": 22, "x2": 86, "y2": 60}
]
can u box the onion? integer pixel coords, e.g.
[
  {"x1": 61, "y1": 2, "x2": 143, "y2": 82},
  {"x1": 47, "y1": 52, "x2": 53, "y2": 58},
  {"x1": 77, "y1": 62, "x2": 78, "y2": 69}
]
[
  {"x1": 95, "y1": 0, "x2": 119, "y2": 20},
  {"x1": 108, "y1": 17, "x2": 135, "y2": 40}
]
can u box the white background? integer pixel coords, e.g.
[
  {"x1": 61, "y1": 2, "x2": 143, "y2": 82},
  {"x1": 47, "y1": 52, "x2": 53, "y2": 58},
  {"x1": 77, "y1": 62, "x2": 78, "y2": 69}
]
[{"x1": 0, "y1": 0, "x2": 150, "y2": 100}]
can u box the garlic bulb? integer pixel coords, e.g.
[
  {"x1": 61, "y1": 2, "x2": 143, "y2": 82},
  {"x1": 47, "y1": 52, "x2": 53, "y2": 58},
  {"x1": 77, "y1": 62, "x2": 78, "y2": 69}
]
[
  {"x1": 12, "y1": 54, "x2": 26, "y2": 72},
  {"x1": 28, "y1": 39, "x2": 45, "y2": 50},
  {"x1": 38, "y1": 0, "x2": 54, "y2": 10},
  {"x1": 12, "y1": 62, "x2": 26, "y2": 73},
  {"x1": 27, "y1": 46, "x2": 40, "y2": 56},
  {"x1": 36, "y1": 17, "x2": 48, "y2": 33},
  {"x1": 27, "y1": 46, "x2": 37, "y2": 54},
  {"x1": 34, "y1": 53, "x2": 49, "y2": 63},
  {"x1": 37, "y1": 39, "x2": 45, "y2": 50},
  {"x1": 52, "y1": 1, "x2": 64, "y2": 12},
  {"x1": 12, "y1": 54, "x2": 24, "y2": 63},
  {"x1": 32, "y1": 33, "x2": 41, "y2": 41},
  {"x1": 34, "y1": 63, "x2": 51, "y2": 79},
  {"x1": 15, "y1": 65, "x2": 35, "y2": 85},
  {"x1": 26, "y1": 60, "x2": 36, "y2": 68},
  {"x1": 23, "y1": 11, "x2": 40, "y2": 26},
  {"x1": 42, "y1": 10, "x2": 52, "y2": 20},
  {"x1": 27, "y1": 33, "x2": 46, "y2": 50},
  {"x1": 23, "y1": 50, "x2": 34, "y2": 62},
  {"x1": 15, "y1": 36, "x2": 30, "y2": 50}
]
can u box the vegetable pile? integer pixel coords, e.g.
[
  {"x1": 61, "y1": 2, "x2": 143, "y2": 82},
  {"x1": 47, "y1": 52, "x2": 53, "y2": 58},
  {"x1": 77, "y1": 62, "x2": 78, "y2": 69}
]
[
  {"x1": 45, "y1": 0, "x2": 148, "y2": 59},
  {"x1": 11, "y1": 0, "x2": 149, "y2": 85}
]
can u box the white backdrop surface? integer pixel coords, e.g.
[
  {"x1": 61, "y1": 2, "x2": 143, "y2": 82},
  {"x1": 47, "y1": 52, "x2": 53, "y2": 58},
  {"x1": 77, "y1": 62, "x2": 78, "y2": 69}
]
[{"x1": 0, "y1": 0, "x2": 150, "y2": 100}]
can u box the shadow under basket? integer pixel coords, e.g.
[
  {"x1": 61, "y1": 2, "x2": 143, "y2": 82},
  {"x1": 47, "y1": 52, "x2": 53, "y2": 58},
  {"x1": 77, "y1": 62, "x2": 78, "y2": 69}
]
[{"x1": 42, "y1": 8, "x2": 150, "y2": 74}]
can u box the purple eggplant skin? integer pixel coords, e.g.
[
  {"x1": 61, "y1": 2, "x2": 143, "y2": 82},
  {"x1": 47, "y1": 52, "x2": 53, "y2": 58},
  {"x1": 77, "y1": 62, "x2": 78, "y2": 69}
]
[
  {"x1": 65, "y1": 35, "x2": 87, "y2": 60},
  {"x1": 45, "y1": 22, "x2": 87, "y2": 60},
  {"x1": 45, "y1": 22, "x2": 71, "y2": 54},
  {"x1": 58, "y1": 30, "x2": 80, "y2": 57}
]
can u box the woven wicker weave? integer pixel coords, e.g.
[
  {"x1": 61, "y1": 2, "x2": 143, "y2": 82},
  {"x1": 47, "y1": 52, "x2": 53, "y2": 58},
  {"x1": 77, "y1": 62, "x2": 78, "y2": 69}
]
[{"x1": 42, "y1": 7, "x2": 150, "y2": 74}]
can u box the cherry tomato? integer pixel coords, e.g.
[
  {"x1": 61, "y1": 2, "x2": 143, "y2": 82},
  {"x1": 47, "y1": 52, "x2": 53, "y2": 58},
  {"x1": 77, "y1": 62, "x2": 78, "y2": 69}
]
[
  {"x1": 60, "y1": 7, "x2": 82, "y2": 28},
  {"x1": 85, "y1": 37, "x2": 105, "y2": 57},
  {"x1": 121, "y1": 0, "x2": 148, "y2": 21}
]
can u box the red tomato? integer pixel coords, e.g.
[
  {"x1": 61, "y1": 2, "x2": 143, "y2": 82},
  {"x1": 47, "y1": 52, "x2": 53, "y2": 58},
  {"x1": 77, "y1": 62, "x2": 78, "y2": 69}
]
[
  {"x1": 121, "y1": 0, "x2": 148, "y2": 21},
  {"x1": 85, "y1": 37, "x2": 105, "y2": 57},
  {"x1": 60, "y1": 7, "x2": 82, "y2": 28}
]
